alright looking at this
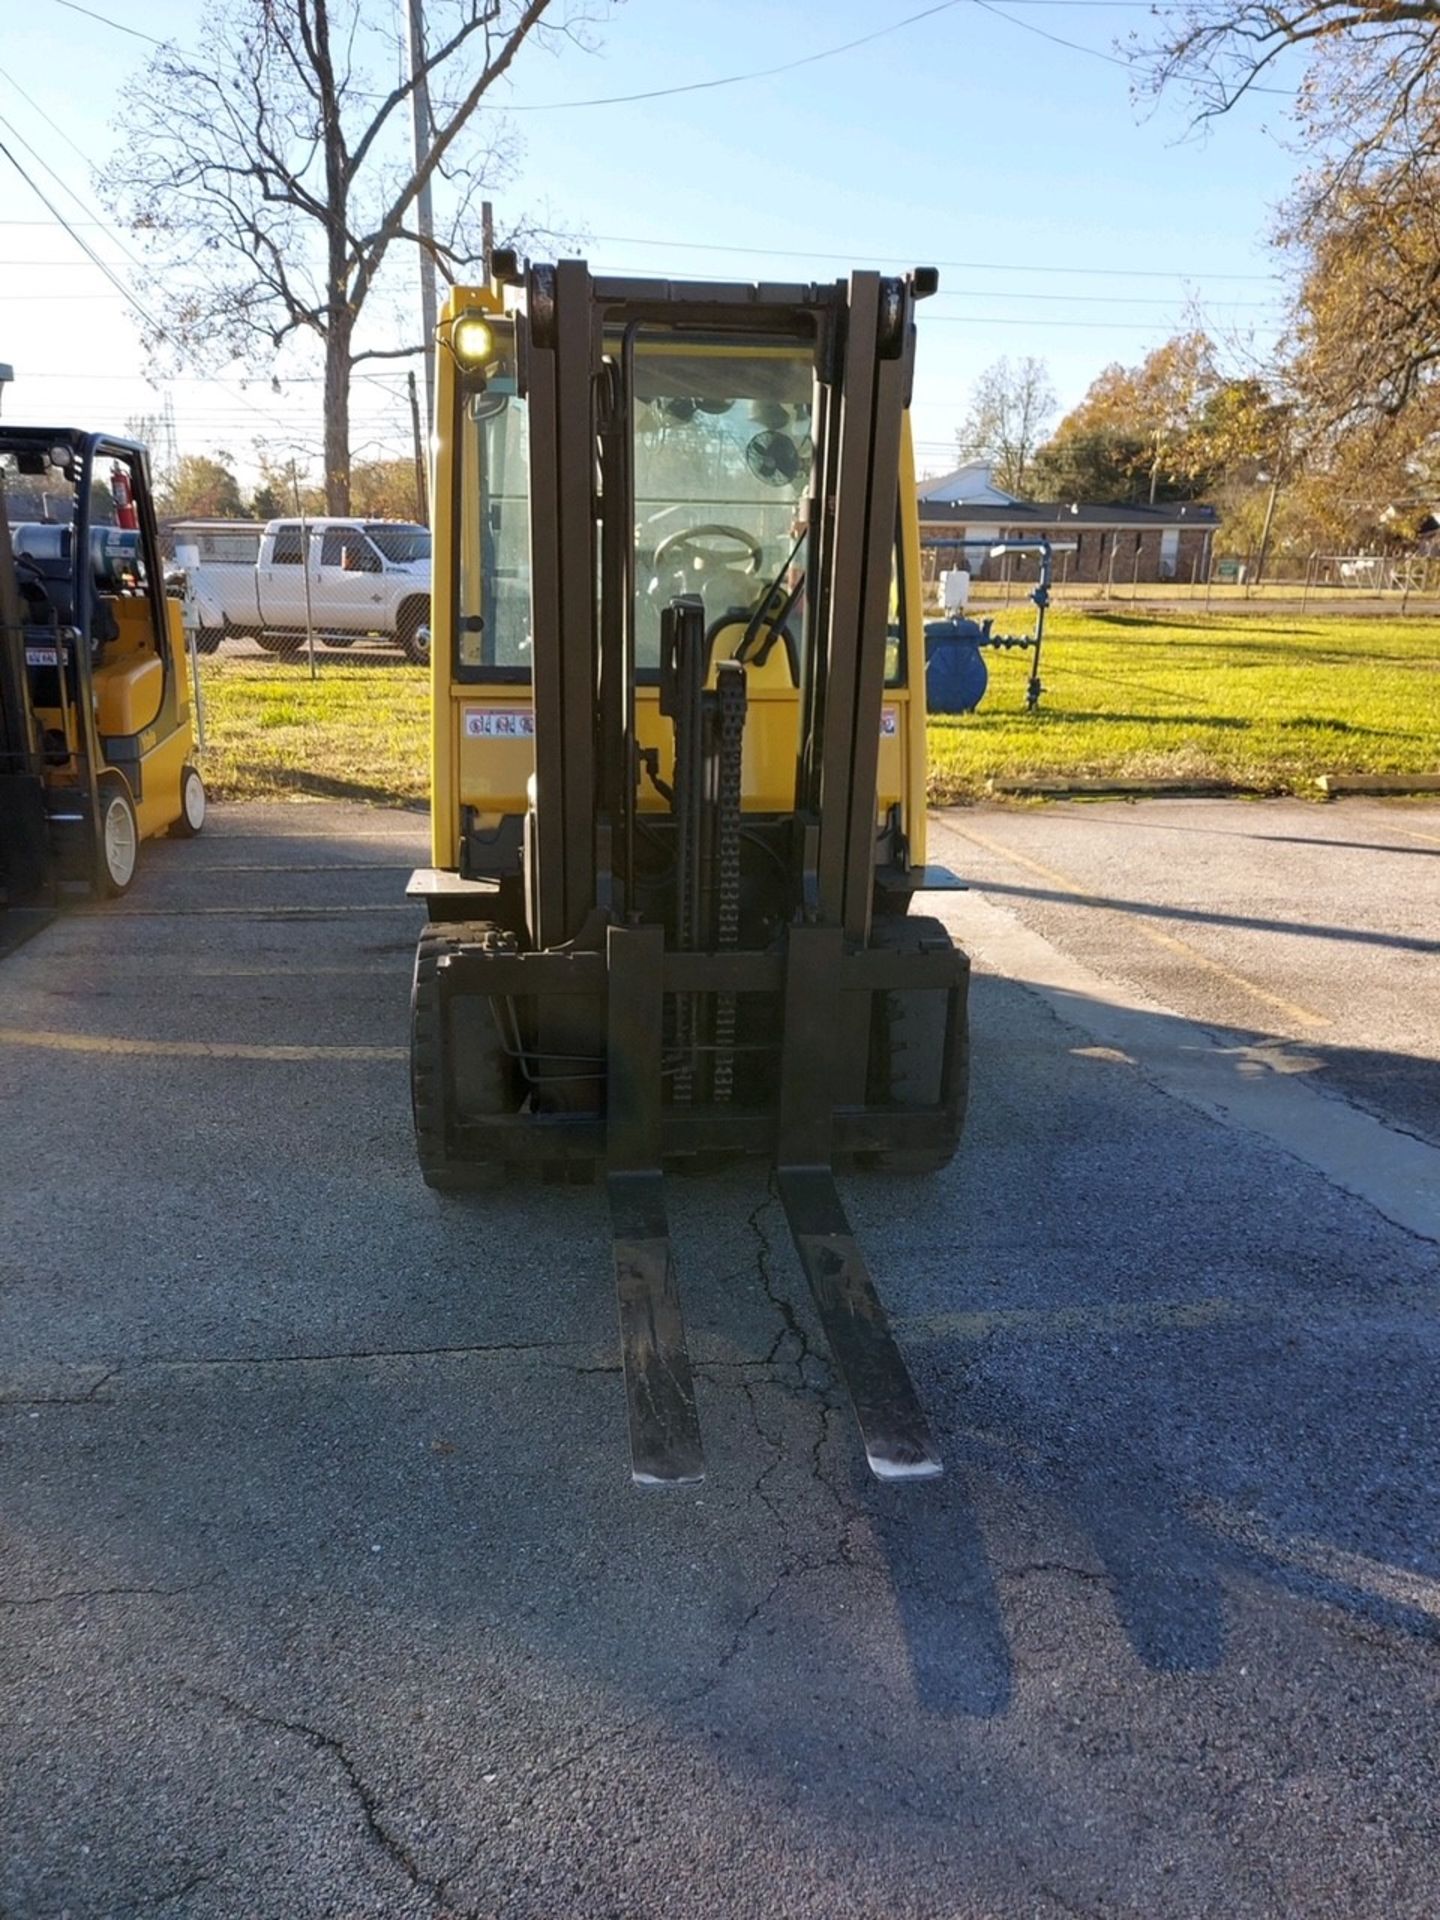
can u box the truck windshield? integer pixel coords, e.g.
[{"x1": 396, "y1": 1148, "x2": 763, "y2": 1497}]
[
  {"x1": 629, "y1": 334, "x2": 814, "y2": 671},
  {"x1": 365, "y1": 524, "x2": 429, "y2": 563}
]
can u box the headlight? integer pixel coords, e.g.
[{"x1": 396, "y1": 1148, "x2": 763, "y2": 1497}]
[{"x1": 453, "y1": 314, "x2": 495, "y2": 369}]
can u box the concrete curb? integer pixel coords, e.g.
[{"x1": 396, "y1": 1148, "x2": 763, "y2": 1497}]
[
  {"x1": 1316, "y1": 772, "x2": 1440, "y2": 795},
  {"x1": 986, "y1": 776, "x2": 1252, "y2": 798}
]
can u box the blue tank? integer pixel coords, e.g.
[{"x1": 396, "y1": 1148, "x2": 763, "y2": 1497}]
[{"x1": 924, "y1": 618, "x2": 989, "y2": 714}]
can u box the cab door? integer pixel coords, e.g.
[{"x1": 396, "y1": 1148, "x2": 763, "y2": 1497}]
[
  {"x1": 257, "y1": 521, "x2": 310, "y2": 627},
  {"x1": 317, "y1": 525, "x2": 386, "y2": 632}
]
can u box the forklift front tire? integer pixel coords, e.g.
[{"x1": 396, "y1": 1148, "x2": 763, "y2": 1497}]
[
  {"x1": 170, "y1": 765, "x2": 207, "y2": 838},
  {"x1": 411, "y1": 922, "x2": 518, "y2": 1190},
  {"x1": 96, "y1": 774, "x2": 139, "y2": 898}
]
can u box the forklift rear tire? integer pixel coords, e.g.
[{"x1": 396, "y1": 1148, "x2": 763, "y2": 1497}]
[
  {"x1": 867, "y1": 914, "x2": 969, "y2": 1174},
  {"x1": 169, "y1": 765, "x2": 207, "y2": 838},
  {"x1": 96, "y1": 774, "x2": 139, "y2": 898},
  {"x1": 411, "y1": 922, "x2": 519, "y2": 1191}
]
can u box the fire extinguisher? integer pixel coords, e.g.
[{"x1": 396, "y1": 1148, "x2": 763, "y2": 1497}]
[{"x1": 110, "y1": 464, "x2": 138, "y2": 531}]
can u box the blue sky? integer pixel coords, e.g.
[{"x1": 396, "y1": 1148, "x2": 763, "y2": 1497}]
[{"x1": 0, "y1": 0, "x2": 1306, "y2": 484}]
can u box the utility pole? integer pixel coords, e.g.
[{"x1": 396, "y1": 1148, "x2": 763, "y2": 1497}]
[
  {"x1": 1254, "y1": 473, "x2": 1281, "y2": 587},
  {"x1": 482, "y1": 198, "x2": 494, "y2": 282},
  {"x1": 406, "y1": 0, "x2": 439, "y2": 430},
  {"x1": 407, "y1": 370, "x2": 428, "y2": 523}
]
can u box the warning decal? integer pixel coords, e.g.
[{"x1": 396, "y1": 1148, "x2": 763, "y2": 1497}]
[{"x1": 463, "y1": 708, "x2": 535, "y2": 740}]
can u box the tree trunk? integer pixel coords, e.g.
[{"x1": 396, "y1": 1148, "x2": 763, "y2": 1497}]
[{"x1": 324, "y1": 311, "x2": 352, "y2": 515}]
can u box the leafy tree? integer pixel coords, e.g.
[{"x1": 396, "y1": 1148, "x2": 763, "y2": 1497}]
[
  {"x1": 250, "y1": 451, "x2": 323, "y2": 519},
  {"x1": 102, "y1": 0, "x2": 588, "y2": 513},
  {"x1": 157, "y1": 453, "x2": 246, "y2": 519},
  {"x1": 1028, "y1": 424, "x2": 1149, "y2": 504},
  {"x1": 351, "y1": 458, "x2": 424, "y2": 520},
  {"x1": 955, "y1": 356, "x2": 1056, "y2": 495},
  {"x1": 250, "y1": 481, "x2": 287, "y2": 522},
  {"x1": 1030, "y1": 334, "x2": 1221, "y2": 502}
]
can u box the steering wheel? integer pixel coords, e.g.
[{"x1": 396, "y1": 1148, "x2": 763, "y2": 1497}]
[{"x1": 652, "y1": 523, "x2": 764, "y2": 577}]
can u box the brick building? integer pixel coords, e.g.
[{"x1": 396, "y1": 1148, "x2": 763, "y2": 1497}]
[{"x1": 917, "y1": 463, "x2": 1219, "y2": 587}]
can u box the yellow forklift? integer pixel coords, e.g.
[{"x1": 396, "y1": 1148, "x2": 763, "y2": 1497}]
[
  {"x1": 409, "y1": 260, "x2": 968, "y2": 1488},
  {"x1": 0, "y1": 429, "x2": 205, "y2": 908}
]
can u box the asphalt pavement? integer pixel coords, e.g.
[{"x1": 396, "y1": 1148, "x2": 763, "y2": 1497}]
[{"x1": 2, "y1": 797, "x2": 1437, "y2": 1919}]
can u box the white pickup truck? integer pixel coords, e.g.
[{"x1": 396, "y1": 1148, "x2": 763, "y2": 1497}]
[{"x1": 177, "y1": 517, "x2": 432, "y2": 662}]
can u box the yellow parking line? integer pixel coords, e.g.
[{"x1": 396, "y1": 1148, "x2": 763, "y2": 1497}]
[
  {"x1": 0, "y1": 1027, "x2": 404, "y2": 1062},
  {"x1": 1383, "y1": 820, "x2": 1440, "y2": 848},
  {"x1": 952, "y1": 825, "x2": 1331, "y2": 1030}
]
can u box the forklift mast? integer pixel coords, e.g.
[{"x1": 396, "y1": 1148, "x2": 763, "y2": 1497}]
[
  {"x1": 0, "y1": 467, "x2": 53, "y2": 903},
  {"x1": 413, "y1": 262, "x2": 969, "y2": 1489}
]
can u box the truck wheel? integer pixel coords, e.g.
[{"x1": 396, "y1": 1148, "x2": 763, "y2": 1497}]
[
  {"x1": 411, "y1": 921, "x2": 520, "y2": 1190},
  {"x1": 169, "y1": 765, "x2": 207, "y2": 838},
  {"x1": 194, "y1": 628, "x2": 222, "y2": 655},
  {"x1": 397, "y1": 599, "x2": 431, "y2": 665},
  {"x1": 865, "y1": 913, "x2": 969, "y2": 1174},
  {"x1": 95, "y1": 773, "x2": 139, "y2": 898}
]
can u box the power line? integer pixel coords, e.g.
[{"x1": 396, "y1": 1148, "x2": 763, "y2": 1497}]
[
  {"x1": 44, "y1": 0, "x2": 165, "y2": 43},
  {"x1": 0, "y1": 122, "x2": 165, "y2": 336},
  {"x1": 0, "y1": 211, "x2": 1286, "y2": 289},
  {"x1": 0, "y1": 64, "x2": 109, "y2": 182},
  {"x1": 493, "y1": 1, "x2": 972, "y2": 111},
  {"x1": 975, "y1": 0, "x2": 1293, "y2": 90},
  {"x1": 586, "y1": 232, "x2": 1282, "y2": 284}
]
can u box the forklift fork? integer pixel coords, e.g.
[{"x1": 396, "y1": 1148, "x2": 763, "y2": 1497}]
[
  {"x1": 606, "y1": 921, "x2": 704, "y2": 1486},
  {"x1": 604, "y1": 913, "x2": 942, "y2": 1489},
  {"x1": 776, "y1": 923, "x2": 942, "y2": 1482}
]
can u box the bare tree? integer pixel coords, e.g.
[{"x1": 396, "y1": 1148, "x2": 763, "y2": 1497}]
[
  {"x1": 955, "y1": 356, "x2": 1056, "y2": 496},
  {"x1": 1135, "y1": 1, "x2": 1440, "y2": 202},
  {"x1": 103, "y1": 0, "x2": 593, "y2": 511}
]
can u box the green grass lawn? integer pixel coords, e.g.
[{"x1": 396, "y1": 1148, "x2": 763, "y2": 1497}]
[
  {"x1": 197, "y1": 656, "x2": 430, "y2": 806},
  {"x1": 194, "y1": 612, "x2": 1440, "y2": 810},
  {"x1": 927, "y1": 611, "x2": 1440, "y2": 802}
]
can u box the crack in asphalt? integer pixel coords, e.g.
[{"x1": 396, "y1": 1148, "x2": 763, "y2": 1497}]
[
  {"x1": 994, "y1": 1561, "x2": 1110, "y2": 1587},
  {"x1": 737, "y1": 1378, "x2": 789, "y2": 1534},
  {"x1": 1, "y1": 1579, "x2": 213, "y2": 1609},
  {"x1": 746, "y1": 1179, "x2": 814, "y2": 1384},
  {"x1": 190, "y1": 1685, "x2": 448, "y2": 1912},
  {"x1": 1, "y1": 1368, "x2": 120, "y2": 1409}
]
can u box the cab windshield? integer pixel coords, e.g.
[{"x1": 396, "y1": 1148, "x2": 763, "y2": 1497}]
[
  {"x1": 454, "y1": 328, "x2": 815, "y2": 679},
  {"x1": 630, "y1": 335, "x2": 813, "y2": 670}
]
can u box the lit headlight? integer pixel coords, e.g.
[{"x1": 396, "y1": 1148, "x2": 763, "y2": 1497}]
[{"x1": 453, "y1": 315, "x2": 495, "y2": 369}]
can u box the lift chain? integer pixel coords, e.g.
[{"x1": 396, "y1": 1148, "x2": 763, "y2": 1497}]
[{"x1": 712, "y1": 660, "x2": 747, "y2": 1104}]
